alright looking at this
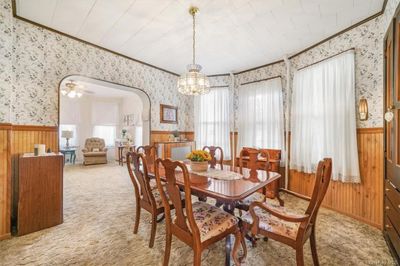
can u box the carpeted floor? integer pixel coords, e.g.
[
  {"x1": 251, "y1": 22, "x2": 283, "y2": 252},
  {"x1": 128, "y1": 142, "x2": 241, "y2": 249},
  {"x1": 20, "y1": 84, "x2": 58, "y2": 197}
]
[{"x1": 0, "y1": 163, "x2": 395, "y2": 266}]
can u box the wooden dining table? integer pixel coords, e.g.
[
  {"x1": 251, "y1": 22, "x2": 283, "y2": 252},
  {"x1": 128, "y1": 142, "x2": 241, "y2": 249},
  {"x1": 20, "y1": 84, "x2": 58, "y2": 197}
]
[{"x1": 148, "y1": 163, "x2": 281, "y2": 266}]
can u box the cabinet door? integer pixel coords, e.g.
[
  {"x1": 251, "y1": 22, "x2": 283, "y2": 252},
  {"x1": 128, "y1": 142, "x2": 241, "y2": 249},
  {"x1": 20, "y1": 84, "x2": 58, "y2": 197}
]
[{"x1": 386, "y1": 16, "x2": 400, "y2": 188}]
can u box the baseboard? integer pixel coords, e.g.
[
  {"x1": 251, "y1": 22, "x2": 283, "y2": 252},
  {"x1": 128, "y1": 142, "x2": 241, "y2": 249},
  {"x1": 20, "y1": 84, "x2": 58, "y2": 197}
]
[
  {"x1": 0, "y1": 233, "x2": 11, "y2": 240},
  {"x1": 320, "y1": 204, "x2": 382, "y2": 230}
]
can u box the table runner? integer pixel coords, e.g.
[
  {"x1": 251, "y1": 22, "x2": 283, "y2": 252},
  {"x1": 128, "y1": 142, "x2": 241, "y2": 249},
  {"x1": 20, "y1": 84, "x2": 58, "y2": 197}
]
[{"x1": 190, "y1": 168, "x2": 242, "y2": 181}]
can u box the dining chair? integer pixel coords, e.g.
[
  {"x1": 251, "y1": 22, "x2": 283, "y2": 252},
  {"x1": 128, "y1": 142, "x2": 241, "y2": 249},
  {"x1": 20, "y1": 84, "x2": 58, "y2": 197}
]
[
  {"x1": 137, "y1": 145, "x2": 157, "y2": 166},
  {"x1": 202, "y1": 146, "x2": 224, "y2": 169},
  {"x1": 241, "y1": 158, "x2": 332, "y2": 266},
  {"x1": 237, "y1": 147, "x2": 283, "y2": 211},
  {"x1": 137, "y1": 145, "x2": 158, "y2": 189},
  {"x1": 126, "y1": 151, "x2": 181, "y2": 248},
  {"x1": 154, "y1": 158, "x2": 246, "y2": 266}
]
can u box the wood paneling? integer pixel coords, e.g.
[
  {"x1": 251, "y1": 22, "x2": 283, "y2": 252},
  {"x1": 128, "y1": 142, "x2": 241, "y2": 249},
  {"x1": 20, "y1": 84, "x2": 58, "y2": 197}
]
[
  {"x1": 10, "y1": 125, "x2": 59, "y2": 227},
  {"x1": 17, "y1": 153, "x2": 63, "y2": 236},
  {"x1": 0, "y1": 124, "x2": 11, "y2": 240},
  {"x1": 289, "y1": 128, "x2": 384, "y2": 228},
  {"x1": 150, "y1": 131, "x2": 194, "y2": 144}
]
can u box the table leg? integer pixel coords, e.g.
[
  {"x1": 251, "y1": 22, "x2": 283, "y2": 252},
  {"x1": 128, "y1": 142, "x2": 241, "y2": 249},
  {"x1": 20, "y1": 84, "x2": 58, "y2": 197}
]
[{"x1": 223, "y1": 202, "x2": 235, "y2": 266}]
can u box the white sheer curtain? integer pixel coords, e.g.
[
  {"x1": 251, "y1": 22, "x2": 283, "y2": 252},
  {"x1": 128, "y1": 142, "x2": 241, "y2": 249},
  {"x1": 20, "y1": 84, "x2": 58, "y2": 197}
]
[
  {"x1": 93, "y1": 125, "x2": 116, "y2": 147},
  {"x1": 194, "y1": 87, "x2": 231, "y2": 159},
  {"x1": 290, "y1": 50, "x2": 360, "y2": 183},
  {"x1": 237, "y1": 77, "x2": 285, "y2": 160}
]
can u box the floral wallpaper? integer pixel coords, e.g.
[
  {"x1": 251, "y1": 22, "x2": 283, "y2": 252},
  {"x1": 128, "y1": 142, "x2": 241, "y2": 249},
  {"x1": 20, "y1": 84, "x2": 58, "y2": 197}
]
[
  {"x1": 235, "y1": 11, "x2": 391, "y2": 129},
  {"x1": 0, "y1": 0, "x2": 193, "y2": 131},
  {"x1": 1, "y1": 0, "x2": 398, "y2": 131},
  {"x1": 383, "y1": 0, "x2": 400, "y2": 31}
]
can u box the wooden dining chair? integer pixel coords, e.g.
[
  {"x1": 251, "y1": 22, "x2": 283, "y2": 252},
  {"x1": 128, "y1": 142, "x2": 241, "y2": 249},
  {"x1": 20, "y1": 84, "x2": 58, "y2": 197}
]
[
  {"x1": 241, "y1": 158, "x2": 332, "y2": 266},
  {"x1": 126, "y1": 151, "x2": 181, "y2": 248},
  {"x1": 137, "y1": 145, "x2": 157, "y2": 166},
  {"x1": 202, "y1": 146, "x2": 224, "y2": 169},
  {"x1": 137, "y1": 145, "x2": 158, "y2": 189},
  {"x1": 237, "y1": 147, "x2": 283, "y2": 211},
  {"x1": 237, "y1": 148, "x2": 272, "y2": 209},
  {"x1": 154, "y1": 158, "x2": 246, "y2": 266}
]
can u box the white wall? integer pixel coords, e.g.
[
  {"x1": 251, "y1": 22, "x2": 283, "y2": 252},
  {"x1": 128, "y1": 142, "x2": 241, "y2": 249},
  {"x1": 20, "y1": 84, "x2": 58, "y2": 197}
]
[{"x1": 60, "y1": 93, "x2": 146, "y2": 161}]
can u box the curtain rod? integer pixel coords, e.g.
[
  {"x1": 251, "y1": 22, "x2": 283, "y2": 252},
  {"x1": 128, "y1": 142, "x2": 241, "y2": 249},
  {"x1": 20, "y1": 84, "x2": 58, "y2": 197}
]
[
  {"x1": 210, "y1": 85, "x2": 229, "y2": 88},
  {"x1": 297, "y1": 48, "x2": 355, "y2": 71},
  {"x1": 240, "y1": 75, "x2": 281, "y2": 86}
]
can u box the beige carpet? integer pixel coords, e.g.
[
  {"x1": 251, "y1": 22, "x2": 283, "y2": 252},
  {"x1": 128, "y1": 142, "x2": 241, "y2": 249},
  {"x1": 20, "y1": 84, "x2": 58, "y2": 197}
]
[{"x1": 0, "y1": 164, "x2": 395, "y2": 266}]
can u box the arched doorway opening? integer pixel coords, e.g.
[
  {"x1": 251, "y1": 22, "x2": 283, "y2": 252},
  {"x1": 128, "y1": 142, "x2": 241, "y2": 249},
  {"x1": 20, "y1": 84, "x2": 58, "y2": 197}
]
[{"x1": 58, "y1": 75, "x2": 151, "y2": 164}]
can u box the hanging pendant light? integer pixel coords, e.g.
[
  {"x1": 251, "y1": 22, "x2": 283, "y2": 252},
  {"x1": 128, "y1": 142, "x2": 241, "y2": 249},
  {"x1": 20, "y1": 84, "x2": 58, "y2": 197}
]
[
  {"x1": 177, "y1": 6, "x2": 210, "y2": 96},
  {"x1": 61, "y1": 80, "x2": 83, "y2": 98}
]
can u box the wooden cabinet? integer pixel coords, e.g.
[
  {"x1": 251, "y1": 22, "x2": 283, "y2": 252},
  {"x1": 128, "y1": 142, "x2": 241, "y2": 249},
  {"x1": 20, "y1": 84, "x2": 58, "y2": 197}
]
[
  {"x1": 17, "y1": 153, "x2": 63, "y2": 236},
  {"x1": 155, "y1": 141, "x2": 195, "y2": 161},
  {"x1": 384, "y1": 12, "x2": 400, "y2": 262}
]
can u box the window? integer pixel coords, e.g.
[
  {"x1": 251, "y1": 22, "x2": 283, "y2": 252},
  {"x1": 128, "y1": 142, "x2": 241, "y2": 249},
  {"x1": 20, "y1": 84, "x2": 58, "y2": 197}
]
[
  {"x1": 59, "y1": 124, "x2": 78, "y2": 147},
  {"x1": 237, "y1": 77, "x2": 285, "y2": 156},
  {"x1": 194, "y1": 87, "x2": 231, "y2": 159},
  {"x1": 290, "y1": 51, "x2": 360, "y2": 183},
  {"x1": 93, "y1": 126, "x2": 116, "y2": 147}
]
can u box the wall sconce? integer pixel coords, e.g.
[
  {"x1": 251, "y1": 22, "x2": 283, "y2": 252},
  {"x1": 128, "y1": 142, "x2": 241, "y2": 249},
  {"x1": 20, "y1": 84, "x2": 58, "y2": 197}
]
[
  {"x1": 359, "y1": 98, "x2": 368, "y2": 121},
  {"x1": 385, "y1": 106, "x2": 394, "y2": 122}
]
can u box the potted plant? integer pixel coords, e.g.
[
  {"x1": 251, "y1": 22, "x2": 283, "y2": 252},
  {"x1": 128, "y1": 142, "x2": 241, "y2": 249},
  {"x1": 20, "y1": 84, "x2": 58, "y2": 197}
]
[
  {"x1": 186, "y1": 150, "x2": 211, "y2": 172},
  {"x1": 171, "y1": 130, "x2": 180, "y2": 141},
  {"x1": 121, "y1": 129, "x2": 127, "y2": 139}
]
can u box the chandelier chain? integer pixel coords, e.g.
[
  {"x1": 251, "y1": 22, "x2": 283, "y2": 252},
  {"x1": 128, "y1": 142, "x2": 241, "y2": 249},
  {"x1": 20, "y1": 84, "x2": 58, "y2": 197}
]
[{"x1": 192, "y1": 11, "x2": 196, "y2": 65}]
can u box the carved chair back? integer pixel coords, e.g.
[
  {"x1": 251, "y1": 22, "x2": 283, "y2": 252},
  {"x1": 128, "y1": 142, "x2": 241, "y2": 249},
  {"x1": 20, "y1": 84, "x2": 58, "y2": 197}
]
[
  {"x1": 126, "y1": 151, "x2": 156, "y2": 208},
  {"x1": 155, "y1": 158, "x2": 201, "y2": 245},
  {"x1": 239, "y1": 147, "x2": 270, "y2": 179},
  {"x1": 137, "y1": 145, "x2": 157, "y2": 167},
  {"x1": 202, "y1": 146, "x2": 224, "y2": 169},
  {"x1": 297, "y1": 158, "x2": 332, "y2": 238}
]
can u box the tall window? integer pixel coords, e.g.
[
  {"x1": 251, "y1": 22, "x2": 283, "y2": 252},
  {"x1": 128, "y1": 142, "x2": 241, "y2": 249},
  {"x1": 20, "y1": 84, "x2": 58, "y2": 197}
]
[
  {"x1": 59, "y1": 124, "x2": 78, "y2": 147},
  {"x1": 238, "y1": 78, "x2": 284, "y2": 155},
  {"x1": 93, "y1": 126, "x2": 116, "y2": 147},
  {"x1": 194, "y1": 87, "x2": 231, "y2": 159},
  {"x1": 91, "y1": 101, "x2": 118, "y2": 147},
  {"x1": 290, "y1": 51, "x2": 360, "y2": 183}
]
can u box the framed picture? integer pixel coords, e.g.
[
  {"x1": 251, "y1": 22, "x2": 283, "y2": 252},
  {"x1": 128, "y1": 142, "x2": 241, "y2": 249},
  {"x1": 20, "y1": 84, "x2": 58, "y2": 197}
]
[{"x1": 160, "y1": 104, "x2": 178, "y2": 124}]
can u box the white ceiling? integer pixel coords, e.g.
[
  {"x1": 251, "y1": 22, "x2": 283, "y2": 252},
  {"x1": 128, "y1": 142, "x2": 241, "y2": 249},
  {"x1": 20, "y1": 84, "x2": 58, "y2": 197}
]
[
  {"x1": 16, "y1": 0, "x2": 384, "y2": 75},
  {"x1": 60, "y1": 77, "x2": 142, "y2": 98}
]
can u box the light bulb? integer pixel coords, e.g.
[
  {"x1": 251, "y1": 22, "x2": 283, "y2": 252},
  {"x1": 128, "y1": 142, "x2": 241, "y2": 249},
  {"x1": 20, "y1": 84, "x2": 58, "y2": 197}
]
[{"x1": 68, "y1": 90, "x2": 76, "y2": 98}]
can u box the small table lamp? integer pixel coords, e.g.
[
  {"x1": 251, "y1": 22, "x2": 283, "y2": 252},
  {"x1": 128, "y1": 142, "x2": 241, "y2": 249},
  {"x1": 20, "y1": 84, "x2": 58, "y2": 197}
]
[{"x1": 61, "y1": 130, "x2": 74, "y2": 149}]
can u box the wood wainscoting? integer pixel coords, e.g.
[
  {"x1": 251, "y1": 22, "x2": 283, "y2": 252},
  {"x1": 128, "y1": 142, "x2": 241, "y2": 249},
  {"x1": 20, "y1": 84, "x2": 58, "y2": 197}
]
[
  {"x1": 289, "y1": 128, "x2": 384, "y2": 229},
  {"x1": 150, "y1": 130, "x2": 194, "y2": 144},
  {"x1": 0, "y1": 124, "x2": 12, "y2": 240},
  {"x1": 10, "y1": 125, "x2": 59, "y2": 228},
  {"x1": 0, "y1": 124, "x2": 59, "y2": 238}
]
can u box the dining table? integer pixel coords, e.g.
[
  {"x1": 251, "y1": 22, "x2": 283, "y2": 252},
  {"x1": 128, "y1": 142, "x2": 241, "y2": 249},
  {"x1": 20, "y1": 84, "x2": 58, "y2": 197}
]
[{"x1": 147, "y1": 163, "x2": 281, "y2": 266}]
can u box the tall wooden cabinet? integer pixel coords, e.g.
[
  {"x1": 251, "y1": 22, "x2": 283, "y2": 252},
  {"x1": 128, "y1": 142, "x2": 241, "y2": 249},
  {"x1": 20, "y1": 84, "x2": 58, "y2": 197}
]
[
  {"x1": 384, "y1": 12, "x2": 400, "y2": 262},
  {"x1": 17, "y1": 153, "x2": 64, "y2": 236}
]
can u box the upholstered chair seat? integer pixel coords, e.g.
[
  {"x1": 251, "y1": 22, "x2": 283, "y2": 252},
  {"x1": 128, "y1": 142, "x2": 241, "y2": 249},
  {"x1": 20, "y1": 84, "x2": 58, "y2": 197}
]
[
  {"x1": 190, "y1": 201, "x2": 239, "y2": 242},
  {"x1": 242, "y1": 202, "x2": 302, "y2": 240},
  {"x1": 240, "y1": 192, "x2": 266, "y2": 205}
]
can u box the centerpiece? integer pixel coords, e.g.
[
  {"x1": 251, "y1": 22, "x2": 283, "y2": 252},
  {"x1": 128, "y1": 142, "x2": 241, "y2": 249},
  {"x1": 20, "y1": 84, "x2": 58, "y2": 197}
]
[{"x1": 186, "y1": 150, "x2": 211, "y2": 172}]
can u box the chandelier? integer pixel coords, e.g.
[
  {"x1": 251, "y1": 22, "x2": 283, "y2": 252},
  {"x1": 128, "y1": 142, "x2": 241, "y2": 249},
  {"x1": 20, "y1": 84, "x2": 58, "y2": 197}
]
[
  {"x1": 61, "y1": 80, "x2": 83, "y2": 98},
  {"x1": 177, "y1": 7, "x2": 210, "y2": 96}
]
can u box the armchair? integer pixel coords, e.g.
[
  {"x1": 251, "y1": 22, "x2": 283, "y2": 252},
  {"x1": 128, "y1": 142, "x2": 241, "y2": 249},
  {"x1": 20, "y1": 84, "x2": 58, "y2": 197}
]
[{"x1": 82, "y1": 137, "x2": 108, "y2": 165}]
